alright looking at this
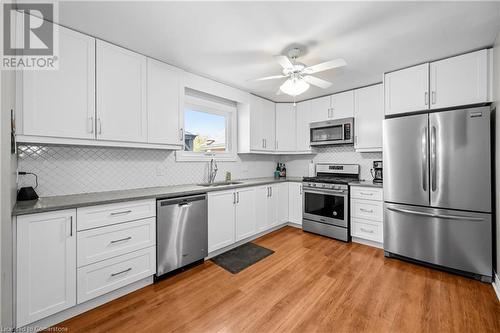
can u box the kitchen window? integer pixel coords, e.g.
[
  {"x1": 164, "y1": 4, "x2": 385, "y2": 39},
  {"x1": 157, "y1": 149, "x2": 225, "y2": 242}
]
[{"x1": 176, "y1": 94, "x2": 237, "y2": 161}]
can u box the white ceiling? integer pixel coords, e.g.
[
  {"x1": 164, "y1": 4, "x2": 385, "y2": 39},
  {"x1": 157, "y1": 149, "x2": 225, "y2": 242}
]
[{"x1": 56, "y1": 1, "x2": 500, "y2": 102}]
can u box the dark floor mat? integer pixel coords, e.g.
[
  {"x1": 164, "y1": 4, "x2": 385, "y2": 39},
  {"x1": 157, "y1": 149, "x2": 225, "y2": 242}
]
[{"x1": 211, "y1": 242, "x2": 274, "y2": 274}]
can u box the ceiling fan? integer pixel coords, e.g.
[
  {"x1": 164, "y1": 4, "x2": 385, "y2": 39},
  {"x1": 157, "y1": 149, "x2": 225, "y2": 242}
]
[{"x1": 252, "y1": 48, "x2": 347, "y2": 97}]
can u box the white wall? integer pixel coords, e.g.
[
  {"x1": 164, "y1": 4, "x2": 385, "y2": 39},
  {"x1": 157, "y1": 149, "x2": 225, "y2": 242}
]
[
  {"x1": 1, "y1": 70, "x2": 17, "y2": 327},
  {"x1": 494, "y1": 31, "x2": 500, "y2": 277}
]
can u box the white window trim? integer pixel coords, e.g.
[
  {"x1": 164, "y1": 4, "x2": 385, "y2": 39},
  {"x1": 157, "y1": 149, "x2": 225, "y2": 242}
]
[{"x1": 176, "y1": 95, "x2": 238, "y2": 162}]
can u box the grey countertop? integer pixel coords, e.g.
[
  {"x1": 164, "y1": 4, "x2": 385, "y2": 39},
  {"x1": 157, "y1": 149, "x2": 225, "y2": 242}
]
[
  {"x1": 12, "y1": 177, "x2": 303, "y2": 216},
  {"x1": 348, "y1": 180, "x2": 384, "y2": 188}
]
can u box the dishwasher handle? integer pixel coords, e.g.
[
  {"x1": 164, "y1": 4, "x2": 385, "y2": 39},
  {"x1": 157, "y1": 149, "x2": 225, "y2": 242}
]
[{"x1": 158, "y1": 194, "x2": 207, "y2": 206}]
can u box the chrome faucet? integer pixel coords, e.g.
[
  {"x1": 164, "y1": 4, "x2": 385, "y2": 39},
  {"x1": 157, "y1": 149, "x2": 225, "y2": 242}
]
[{"x1": 208, "y1": 157, "x2": 218, "y2": 184}]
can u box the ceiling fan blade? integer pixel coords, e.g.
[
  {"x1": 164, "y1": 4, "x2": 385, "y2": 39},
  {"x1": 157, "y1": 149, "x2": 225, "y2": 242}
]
[
  {"x1": 303, "y1": 76, "x2": 333, "y2": 89},
  {"x1": 251, "y1": 74, "x2": 287, "y2": 82},
  {"x1": 274, "y1": 55, "x2": 294, "y2": 70},
  {"x1": 303, "y1": 58, "x2": 346, "y2": 74}
]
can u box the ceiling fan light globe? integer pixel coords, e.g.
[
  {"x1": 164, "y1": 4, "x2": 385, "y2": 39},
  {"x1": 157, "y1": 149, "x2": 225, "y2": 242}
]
[{"x1": 280, "y1": 78, "x2": 310, "y2": 96}]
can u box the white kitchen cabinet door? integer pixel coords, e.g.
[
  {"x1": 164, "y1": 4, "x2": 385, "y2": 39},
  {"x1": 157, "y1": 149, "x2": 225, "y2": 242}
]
[
  {"x1": 296, "y1": 100, "x2": 312, "y2": 151},
  {"x1": 275, "y1": 103, "x2": 296, "y2": 152},
  {"x1": 331, "y1": 90, "x2": 354, "y2": 119},
  {"x1": 430, "y1": 49, "x2": 490, "y2": 109},
  {"x1": 267, "y1": 184, "x2": 279, "y2": 227},
  {"x1": 354, "y1": 84, "x2": 384, "y2": 152},
  {"x1": 277, "y1": 183, "x2": 289, "y2": 223},
  {"x1": 309, "y1": 95, "x2": 330, "y2": 122},
  {"x1": 255, "y1": 186, "x2": 270, "y2": 232},
  {"x1": 16, "y1": 210, "x2": 77, "y2": 327},
  {"x1": 384, "y1": 63, "x2": 429, "y2": 115},
  {"x1": 20, "y1": 22, "x2": 95, "y2": 139},
  {"x1": 262, "y1": 98, "x2": 276, "y2": 151},
  {"x1": 147, "y1": 58, "x2": 182, "y2": 146},
  {"x1": 96, "y1": 40, "x2": 147, "y2": 143},
  {"x1": 235, "y1": 187, "x2": 257, "y2": 241},
  {"x1": 249, "y1": 95, "x2": 265, "y2": 150},
  {"x1": 208, "y1": 190, "x2": 235, "y2": 252},
  {"x1": 288, "y1": 183, "x2": 303, "y2": 225}
]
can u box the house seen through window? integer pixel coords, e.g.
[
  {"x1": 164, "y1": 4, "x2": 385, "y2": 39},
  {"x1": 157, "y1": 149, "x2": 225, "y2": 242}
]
[{"x1": 184, "y1": 108, "x2": 227, "y2": 153}]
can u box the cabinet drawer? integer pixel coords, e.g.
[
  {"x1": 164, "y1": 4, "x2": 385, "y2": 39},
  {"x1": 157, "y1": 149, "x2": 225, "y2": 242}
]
[
  {"x1": 350, "y1": 186, "x2": 383, "y2": 201},
  {"x1": 351, "y1": 218, "x2": 383, "y2": 243},
  {"x1": 77, "y1": 246, "x2": 156, "y2": 303},
  {"x1": 77, "y1": 199, "x2": 155, "y2": 230},
  {"x1": 351, "y1": 199, "x2": 383, "y2": 222},
  {"x1": 77, "y1": 217, "x2": 156, "y2": 267}
]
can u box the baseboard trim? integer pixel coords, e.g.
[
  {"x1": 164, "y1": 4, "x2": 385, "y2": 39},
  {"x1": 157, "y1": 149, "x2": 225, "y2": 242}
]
[
  {"x1": 286, "y1": 222, "x2": 302, "y2": 229},
  {"x1": 17, "y1": 276, "x2": 153, "y2": 332},
  {"x1": 352, "y1": 237, "x2": 383, "y2": 249},
  {"x1": 492, "y1": 272, "x2": 500, "y2": 302}
]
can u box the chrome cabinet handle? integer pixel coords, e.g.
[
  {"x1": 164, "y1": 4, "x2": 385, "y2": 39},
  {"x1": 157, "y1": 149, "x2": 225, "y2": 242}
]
[
  {"x1": 422, "y1": 126, "x2": 428, "y2": 192},
  {"x1": 360, "y1": 208, "x2": 373, "y2": 213},
  {"x1": 233, "y1": 192, "x2": 236, "y2": 204},
  {"x1": 270, "y1": 187, "x2": 273, "y2": 197},
  {"x1": 386, "y1": 206, "x2": 484, "y2": 221},
  {"x1": 424, "y1": 92, "x2": 428, "y2": 105},
  {"x1": 360, "y1": 192, "x2": 373, "y2": 196},
  {"x1": 69, "y1": 216, "x2": 73, "y2": 237},
  {"x1": 360, "y1": 227, "x2": 374, "y2": 234},
  {"x1": 430, "y1": 126, "x2": 437, "y2": 192},
  {"x1": 97, "y1": 118, "x2": 102, "y2": 134},
  {"x1": 87, "y1": 116, "x2": 94, "y2": 133},
  {"x1": 110, "y1": 210, "x2": 132, "y2": 216},
  {"x1": 110, "y1": 267, "x2": 132, "y2": 277},
  {"x1": 236, "y1": 192, "x2": 240, "y2": 203},
  {"x1": 299, "y1": 185, "x2": 302, "y2": 195},
  {"x1": 431, "y1": 91, "x2": 436, "y2": 105},
  {"x1": 110, "y1": 236, "x2": 132, "y2": 244},
  {"x1": 179, "y1": 128, "x2": 184, "y2": 141}
]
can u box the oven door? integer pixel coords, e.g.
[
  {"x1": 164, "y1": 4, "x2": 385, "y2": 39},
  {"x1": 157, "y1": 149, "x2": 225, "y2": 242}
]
[{"x1": 303, "y1": 187, "x2": 348, "y2": 228}]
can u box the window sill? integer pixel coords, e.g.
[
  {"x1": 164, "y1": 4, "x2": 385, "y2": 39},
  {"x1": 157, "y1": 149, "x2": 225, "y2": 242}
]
[{"x1": 175, "y1": 151, "x2": 238, "y2": 162}]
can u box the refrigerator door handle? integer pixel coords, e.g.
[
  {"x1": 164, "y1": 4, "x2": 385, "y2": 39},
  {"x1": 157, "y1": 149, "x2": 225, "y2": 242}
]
[
  {"x1": 386, "y1": 207, "x2": 484, "y2": 221},
  {"x1": 421, "y1": 126, "x2": 428, "y2": 192},
  {"x1": 430, "y1": 126, "x2": 437, "y2": 192}
]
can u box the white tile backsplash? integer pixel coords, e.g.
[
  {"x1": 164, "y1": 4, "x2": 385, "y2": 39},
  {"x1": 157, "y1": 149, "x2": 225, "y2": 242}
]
[
  {"x1": 17, "y1": 145, "x2": 279, "y2": 197},
  {"x1": 283, "y1": 146, "x2": 382, "y2": 182},
  {"x1": 17, "y1": 144, "x2": 381, "y2": 197}
]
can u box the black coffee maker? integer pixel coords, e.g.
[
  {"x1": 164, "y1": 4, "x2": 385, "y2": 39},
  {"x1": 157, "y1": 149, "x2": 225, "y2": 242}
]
[{"x1": 371, "y1": 161, "x2": 383, "y2": 184}]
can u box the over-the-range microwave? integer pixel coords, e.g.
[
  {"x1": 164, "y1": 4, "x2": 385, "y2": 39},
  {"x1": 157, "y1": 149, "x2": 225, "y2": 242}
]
[{"x1": 309, "y1": 117, "x2": 354, "y2": 146}]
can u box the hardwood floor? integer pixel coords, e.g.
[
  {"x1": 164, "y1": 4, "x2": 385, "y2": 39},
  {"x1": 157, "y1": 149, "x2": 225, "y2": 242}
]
[{"x1": 56, "y1": 226, "x2": 500, "y2": 332}]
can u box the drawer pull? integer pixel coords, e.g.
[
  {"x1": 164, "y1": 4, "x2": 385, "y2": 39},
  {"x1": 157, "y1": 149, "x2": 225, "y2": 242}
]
[
  {"x1": 110, "y1": 267, "x2": 132, "y2": 277},
  {"x1": 110, "y1": 236, "x2": 132, "y2": 244},
  {"x1": 110, "y1": 210, "x2": 132, "y2": 216},
  {"x1": 360, "y1": 227, "x2": 374, "y2": 234},
  {"x1": 360, "y1": 192, "x2": 373, "y2": 196},
  {"x1": 360, "y1": 208, "x2": 374, "y2": 213}
]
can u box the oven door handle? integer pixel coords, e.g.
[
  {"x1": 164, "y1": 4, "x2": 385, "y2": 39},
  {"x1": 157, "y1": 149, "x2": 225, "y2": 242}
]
[{"x1": 303, "y1": 188, "x2": 347, "y2": 196}]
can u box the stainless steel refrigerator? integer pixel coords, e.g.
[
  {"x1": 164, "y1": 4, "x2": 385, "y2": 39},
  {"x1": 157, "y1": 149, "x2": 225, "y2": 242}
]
[{"x1": 383, "y1": 106, "x2": 493, "y2": 282}]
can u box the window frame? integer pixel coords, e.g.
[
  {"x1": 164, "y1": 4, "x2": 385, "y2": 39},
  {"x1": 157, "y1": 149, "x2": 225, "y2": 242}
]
[{"x1": 176, "y1": 95, "x2": 237, "y2": 162}]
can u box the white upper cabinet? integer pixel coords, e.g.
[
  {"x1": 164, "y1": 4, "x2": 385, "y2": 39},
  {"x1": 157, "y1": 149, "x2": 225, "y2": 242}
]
[
  {"x1": 248, "y1": 95, "x2": 275, "y2": 151},
  {"x1": 16, "y1": 210, "x2": 77, "y2": 327},
  {"x1": 354, "y1": 84, "x2": 384, "y2": 152},
  {"x1": 275, "y1": 103, "x2": 296, "y2": 152},
  {"x1": 20, "y1": 23, "x2": 95, "y2": 139},
  {"x1": 147, "y1": 58, "x2": 183, "y2": 146},
  {"x1": 331, "y1": 90, "x2": 354, "y2": 119},
  {"x1": 309, "y1": 95, "x2": 330, "y2": 122},
  {"x1": 296, "y1": 100, "x2": 312, "y2": 152},
  {"x1": 96, "y1": 40, "x2": 147, "y2": 143},
  {"x1": 429, "y1": 49, "x2": 490, "y2": 109},
  {"x1": 384, "y1": 63, "x2": 429, "y2": 115}
]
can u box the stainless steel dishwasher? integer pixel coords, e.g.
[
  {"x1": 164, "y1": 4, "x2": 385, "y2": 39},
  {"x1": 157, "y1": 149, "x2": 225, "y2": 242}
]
[{"x1": 156, "y1": 194, "x2": 207, "y2": 278}]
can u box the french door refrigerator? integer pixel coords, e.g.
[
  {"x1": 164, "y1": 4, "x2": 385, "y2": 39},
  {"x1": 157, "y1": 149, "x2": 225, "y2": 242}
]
[{"x1": 383, "y1": 106, "x2": 492, "y2": 282}]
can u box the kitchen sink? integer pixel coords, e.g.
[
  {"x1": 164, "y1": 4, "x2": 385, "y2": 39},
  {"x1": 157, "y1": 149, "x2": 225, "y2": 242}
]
[{"x1": 197, "y1": 181, "x2": 243, "y2": 187}]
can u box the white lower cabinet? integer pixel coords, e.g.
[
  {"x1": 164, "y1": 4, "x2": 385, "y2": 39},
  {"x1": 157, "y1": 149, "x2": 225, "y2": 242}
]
[
  {"x1": 77, "y1": 246, "x2": 156, "y2": 303},
  {"x1": 235, "y1": 187, "x2": 257, "y2": 241},
  {"x1": 16, "y1": 210, "x2": 77, "y2": 327},
  {"x1": 350, "y1": 186, "x2": 384, "y2": 244},
  {"x1": 256, "y1": 184, "x2": 279, "y2": 232},
  {"x1": 288, "y1": 182, "x2": 303, "y2": 225},
  {"x1": 277, "y1": 183, "x2": 289, "y2": 223}
]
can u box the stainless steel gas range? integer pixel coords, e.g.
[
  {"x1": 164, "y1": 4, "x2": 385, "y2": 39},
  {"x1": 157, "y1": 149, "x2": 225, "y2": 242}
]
[{"x1": 302, "y1": 163, "x2": 360, "y2": 242}]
